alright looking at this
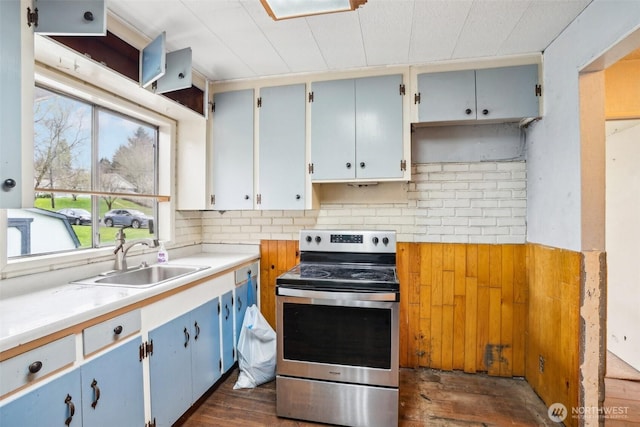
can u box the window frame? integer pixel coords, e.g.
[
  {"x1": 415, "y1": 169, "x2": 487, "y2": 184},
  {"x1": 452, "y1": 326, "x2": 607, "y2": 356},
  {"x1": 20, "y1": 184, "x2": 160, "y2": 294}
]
[{"x1": 0, "y1": 63, "x2": 176, "y2": 277}]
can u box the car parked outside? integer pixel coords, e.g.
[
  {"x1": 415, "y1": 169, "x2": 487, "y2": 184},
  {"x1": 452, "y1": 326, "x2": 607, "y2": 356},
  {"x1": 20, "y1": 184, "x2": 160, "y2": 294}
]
[
  {"x1": 57, "y1": 208, "x2": 93, "y2": 226},
  {"x1": 103, "y1": 209, "x2": 152, "y2": 229}
]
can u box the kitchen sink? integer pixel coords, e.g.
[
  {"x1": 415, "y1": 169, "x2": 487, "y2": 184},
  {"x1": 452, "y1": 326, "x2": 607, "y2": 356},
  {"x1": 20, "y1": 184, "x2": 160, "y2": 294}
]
[{"x1": 72, "y1": 264, "x2": 211, "y2": 288}]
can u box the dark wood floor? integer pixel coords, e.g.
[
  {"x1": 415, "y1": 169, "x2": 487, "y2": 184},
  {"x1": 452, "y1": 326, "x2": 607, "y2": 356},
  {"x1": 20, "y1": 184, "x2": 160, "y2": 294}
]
[{"x1": 180, "y1": 367, "x2": 555, "y2": 426}]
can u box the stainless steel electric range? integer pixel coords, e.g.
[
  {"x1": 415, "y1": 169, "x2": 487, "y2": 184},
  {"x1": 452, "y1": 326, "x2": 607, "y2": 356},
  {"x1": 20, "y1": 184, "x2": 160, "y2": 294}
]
[{"x1": 275, "y1": 229, "x2": 399, "y2": 427}]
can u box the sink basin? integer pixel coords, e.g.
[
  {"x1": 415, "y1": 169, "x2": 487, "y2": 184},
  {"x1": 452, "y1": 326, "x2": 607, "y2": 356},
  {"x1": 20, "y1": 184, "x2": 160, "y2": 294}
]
[{"x1": 72, "y1": 264, "x2": 211, "y2": 288}]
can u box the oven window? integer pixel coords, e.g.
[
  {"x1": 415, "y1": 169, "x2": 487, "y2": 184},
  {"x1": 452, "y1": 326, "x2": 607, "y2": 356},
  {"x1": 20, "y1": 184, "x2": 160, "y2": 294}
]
[{"x1": 282, "y1": 303, "x2": 391, "y2": 369}]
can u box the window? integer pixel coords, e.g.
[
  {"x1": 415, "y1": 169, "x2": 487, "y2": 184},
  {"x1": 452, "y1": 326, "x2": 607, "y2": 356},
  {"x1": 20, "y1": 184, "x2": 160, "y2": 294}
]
[{"x1": 7, "y1": 86, "x2": 159, "y2": 258}]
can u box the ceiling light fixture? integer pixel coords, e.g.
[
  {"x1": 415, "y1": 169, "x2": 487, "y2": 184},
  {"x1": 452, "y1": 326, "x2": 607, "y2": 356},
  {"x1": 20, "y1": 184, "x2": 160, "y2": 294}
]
[{"x1": 260, "y1": 0, "x2": 367, "y2": 21}]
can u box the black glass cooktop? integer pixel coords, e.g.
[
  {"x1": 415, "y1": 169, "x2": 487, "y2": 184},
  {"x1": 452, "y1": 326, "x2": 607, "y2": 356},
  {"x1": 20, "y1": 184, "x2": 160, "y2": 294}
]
[{"x1": 277, "y1": 262, "x2": 399, "y2": 293}]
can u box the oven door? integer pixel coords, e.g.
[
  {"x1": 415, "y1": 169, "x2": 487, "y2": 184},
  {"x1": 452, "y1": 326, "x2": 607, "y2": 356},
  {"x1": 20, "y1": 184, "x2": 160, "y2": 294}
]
[{"x1": 276, "y1": 290, "x2": 399, "y2": 387}]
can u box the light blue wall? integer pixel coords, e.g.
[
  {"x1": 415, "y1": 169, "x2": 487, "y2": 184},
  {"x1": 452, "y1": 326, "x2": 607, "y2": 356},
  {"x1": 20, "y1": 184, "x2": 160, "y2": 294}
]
[{"x1": 526, "y1": 0, "x2": 640, "y2": 251}]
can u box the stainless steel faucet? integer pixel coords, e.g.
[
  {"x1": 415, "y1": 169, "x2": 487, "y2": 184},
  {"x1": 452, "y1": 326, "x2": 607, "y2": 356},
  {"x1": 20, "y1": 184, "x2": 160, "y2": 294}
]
[{"x1": 113, "y1": 226, "x2": 159, "y2": 271}]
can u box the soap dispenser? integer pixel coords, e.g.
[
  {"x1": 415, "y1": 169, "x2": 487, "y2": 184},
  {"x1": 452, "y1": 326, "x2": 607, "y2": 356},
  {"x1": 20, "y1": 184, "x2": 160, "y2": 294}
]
[{"x1": 157, "y1": 241, "x2": 168, "y2": 264}]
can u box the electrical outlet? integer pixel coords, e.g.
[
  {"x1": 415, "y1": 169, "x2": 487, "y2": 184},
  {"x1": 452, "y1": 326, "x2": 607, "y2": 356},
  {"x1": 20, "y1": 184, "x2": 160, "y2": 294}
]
[{"x1": 539, "y1": 355, "x2": 545, "y2": 373}]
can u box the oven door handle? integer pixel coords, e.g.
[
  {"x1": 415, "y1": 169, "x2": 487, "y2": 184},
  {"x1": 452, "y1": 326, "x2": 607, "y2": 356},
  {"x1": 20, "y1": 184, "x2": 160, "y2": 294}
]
[{"x1": 277, "y1": 287, "x2": 398, "y2": 302}]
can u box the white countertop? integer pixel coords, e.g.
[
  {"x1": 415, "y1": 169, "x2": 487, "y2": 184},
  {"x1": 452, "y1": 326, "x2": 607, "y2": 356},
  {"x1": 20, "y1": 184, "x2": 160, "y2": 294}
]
[{"x1": 0, "y1": 248, "x2": 259, "y2": 354}]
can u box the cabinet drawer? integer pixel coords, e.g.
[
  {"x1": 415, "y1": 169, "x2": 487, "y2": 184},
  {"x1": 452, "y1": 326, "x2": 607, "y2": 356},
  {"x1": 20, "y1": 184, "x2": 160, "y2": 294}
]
[
  {"x1": 0, "y1": 334, "x2": 75, "y2": 397},
  {"x1": 235, "y1": 262, "x2": 259, "y2": 284},
  {"x1": 83, "y1": 310, "x2": 141, "y2": 356}
]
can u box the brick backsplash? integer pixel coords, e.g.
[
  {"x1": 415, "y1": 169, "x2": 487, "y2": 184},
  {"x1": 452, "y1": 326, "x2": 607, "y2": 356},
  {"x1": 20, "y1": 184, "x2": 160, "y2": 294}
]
[{"x1": 197, "y1": 161, "x2": 526, "y2": 244}]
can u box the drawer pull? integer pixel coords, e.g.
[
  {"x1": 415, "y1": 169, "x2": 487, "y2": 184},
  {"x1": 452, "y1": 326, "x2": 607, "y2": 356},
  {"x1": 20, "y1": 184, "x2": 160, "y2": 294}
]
[
  {"x1": 113, "y1": 325, "x2": 123, "y2": 335},
  {"x1": 183, "y1": 327, "x2": 190, "y2": 348},
  {"x1": 225, "y1": 304, "x2": 230, "y2": 320},
  {"x1": 28, "y1": 360, "x2": 43, "y2": 374},
  {"x1": 237, "y1": 296, "x2": 243, "y2": 311},
  {"x1": 90, "y1": 379, "x2": 101, "y2": 408},
  {"x1": 64, "y1": 394, "x2": 75, "y2": 426}
]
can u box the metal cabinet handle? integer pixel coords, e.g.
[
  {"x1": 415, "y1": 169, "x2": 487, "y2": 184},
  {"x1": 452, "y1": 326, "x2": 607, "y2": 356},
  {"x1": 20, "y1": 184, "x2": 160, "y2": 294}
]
[
  {"x1": 360, "y1": 162, "x2": 365, "y2": 168},
  {"x1": 183, "y1": 327, "x2": 190, "y2": 348},
  {"x1": 346, "y1": 162, "x2": 352, "y2": 169},
  {"x1": 295, "y1": 194, "x2": 301, "y2": 200},
  {"x1": 465, "y1": 108, "x2": 472, "y2": 115},
  {"x1": 237, "y1": 297, "x2": 243, "y2": 311},
  {"x1": 64, "y1": 394, "x2": 75, "y2": 426},
  {"x1": 90, "y1": 379, "x2": 101, "y2": 409},
  {"x1": 225, "y1": 304, "x2": 230, "y2": 320},
  {"x1": 194, "y1": 321, "x2": 200, "y2": 341},
  {"x1": 28, "y1": 361, "x2": 42, "y2": 374},
  {"x1": 482, "y1": 109, "x2": 489, "y2": 115},
  {"x1": 244, "y1": 195, "x2": 250, "y2": 200},
  {"x1": 113, "y1": 325, "x2": 123, "y2": 335}
]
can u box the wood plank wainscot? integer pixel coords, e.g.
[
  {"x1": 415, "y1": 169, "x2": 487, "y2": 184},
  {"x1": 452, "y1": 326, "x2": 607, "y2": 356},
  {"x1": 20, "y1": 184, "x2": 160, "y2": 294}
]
[{"x1": 259, "y1": 240, "x2": 584, "y2": 427}]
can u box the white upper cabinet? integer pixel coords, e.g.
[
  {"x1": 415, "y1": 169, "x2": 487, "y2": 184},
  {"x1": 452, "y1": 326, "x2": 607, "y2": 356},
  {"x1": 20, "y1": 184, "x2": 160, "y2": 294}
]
[
  {"x1": 310, "y1": 74, "x2": 405, "y2": 181},
  {"x1": 210, "y1": 89, "x2": 255, "y2": 210},
  {"x1": 257, "y1": 84, "x2": 306, "y2": 210},
  {"x1": 416, "y1": 64, "x2": 540, "y2": 124}
]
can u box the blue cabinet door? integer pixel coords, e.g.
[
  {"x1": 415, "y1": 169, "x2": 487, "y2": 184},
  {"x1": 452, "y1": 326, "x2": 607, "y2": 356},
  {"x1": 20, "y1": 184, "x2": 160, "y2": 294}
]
[
  {"x1": 310, "y1": 78, "x2": 357, "y2": 181},
  {"x1": 258, "y1": 84, "x2": 306, "y2": 209},
  {"x1": 220, "y1": 290, "x2": 235, "y2": 373},
  {"x1": 210, "y1": 89, "x2": 255, "y2": 210},
  {"x1": 0, "y1": 369, "x2": 82, "y2": 427},
  {"x1": 190, "y1": 298, "x2": 221, "y2": 400},
  {"x1": 475, "y1": 65, "x2": 539, "y2": 121},
  {"x1": 0, "y1": 0, "x2": 24, "y2": 208},
  {"x1": 235, "y1": 282, "x2": 249, "y2": 344},
  {"x1": 149, "y1": 311, "x2": 192, "y2": 427},
  {"x1": 355, "y1": 75, "x2": 404, "y2": 180},
  {"x1": 80, "y1": 338, "x2": 144, "y2": 427}
]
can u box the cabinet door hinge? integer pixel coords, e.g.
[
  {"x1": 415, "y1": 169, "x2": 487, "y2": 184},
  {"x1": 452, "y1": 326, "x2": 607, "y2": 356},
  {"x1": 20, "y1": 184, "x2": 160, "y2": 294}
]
[
  {"x1": 219, "y1": 359, "x2": 222, "y2": 372},
  {"x1": 233, "y1": 348, "x2": 236, "y2": 359},
  {"x1": 211, "y1": 102, "x2": 216, "y2": 112},
  {"x1": 218, "y1": 301, "x2": 221, "y2": 314},
  {"x1": 308, "y1": 91, "x2": 314, "y2": 103},
  {"x1": 399, "y1": 84, "x2": 405, "y2": 96},
  {"x1": 414, "y1": 93, "x2": 421, "y2": 104},
  {"x1": 146, "y1": 417, "x2": 156, "y2": 427},
  {"x1": 26, "y1": 7, "x2": 38, "y2": 27},
  {"x1": 257, "y1": 194, "x2": 262, "y2": 204},
  {"x1": 535, "y1": 84, "x2": 542, "y2": 97},
  {"x1": 308, "y1": 163, "x2": 314, "y2": 174},
  {"x1": 139, "y1": 340, "x2": 153, "y2": 360},
  {"x1": 257, "y1": 97, "x2": 262, "y2": 108},
  {"x1": 400, "y1": 160, "x2": 407, "y2": 171},
  {"x1": 210, "y1": 194, "x2": 215, "y2": 205}
]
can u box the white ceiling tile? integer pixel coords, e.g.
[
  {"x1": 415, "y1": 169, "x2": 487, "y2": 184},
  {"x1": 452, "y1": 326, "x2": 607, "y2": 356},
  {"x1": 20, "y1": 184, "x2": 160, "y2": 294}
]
[
  {"x1": 498, "y1": 0, "x2": 593, "y2": 55},
  {"x1": 102, "y1": 0, "x2": 593, "y2": 82},
  {"x1": 306, "y1": 12, "x2": 367, "y2": 70},
  {"x1": 358, "y1": 0, "x2": 415, "y2": 66},
  {"x1": 409, "y1": 0, "x2": 474, "y2": 62},
  {"x1": 452, "y1": 0, "x2": 531, "y2": 59},
  {"x1": 242, "y1": 0, "x2": 327, "y2": 74}
]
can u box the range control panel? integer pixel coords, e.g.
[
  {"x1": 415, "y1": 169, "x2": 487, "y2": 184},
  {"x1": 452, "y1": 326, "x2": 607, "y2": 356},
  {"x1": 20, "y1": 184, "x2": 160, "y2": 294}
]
[{"x1": 299, "y1": 230, "x2": 396, "y2": 253}]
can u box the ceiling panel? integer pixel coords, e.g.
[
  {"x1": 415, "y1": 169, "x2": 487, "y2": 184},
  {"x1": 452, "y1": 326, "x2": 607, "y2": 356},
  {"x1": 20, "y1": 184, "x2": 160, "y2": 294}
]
[
  {"x1": 409, "y1": 0, "x2": 473, "y2": 63},
  {"x1": 104, "y1": 0, "x2": 594, "y2": 83},
  {"x1": 452, "y1": 0, "x2": 530, "y2": 59},
  {"x1": 358, "y1": 0, "x2": 415, "y2": 66},
  {"x1": 497, "y1": 0, "x2": 592, "y2": 55}
]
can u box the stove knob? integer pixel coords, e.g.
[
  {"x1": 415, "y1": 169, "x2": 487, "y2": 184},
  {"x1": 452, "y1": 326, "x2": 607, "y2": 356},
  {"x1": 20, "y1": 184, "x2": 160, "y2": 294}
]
[
  {"x1": 382, "y1": 237, "x2": 389, "y2": 245},
  {"x1": 305, "y1": 235, "x2": 312, "y2": 243},
  {"x1": 315, "y1": 236, "x2": 322, "y2": 243},
  {"x1": 372, "y1": 237, "x2": 379, "y2": 245}
]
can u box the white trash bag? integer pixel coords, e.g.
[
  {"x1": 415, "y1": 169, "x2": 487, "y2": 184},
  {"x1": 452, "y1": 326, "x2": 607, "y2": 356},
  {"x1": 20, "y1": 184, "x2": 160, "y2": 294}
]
[{"x1": 233, "y1": 304, "x2": 277, "y2": 389}]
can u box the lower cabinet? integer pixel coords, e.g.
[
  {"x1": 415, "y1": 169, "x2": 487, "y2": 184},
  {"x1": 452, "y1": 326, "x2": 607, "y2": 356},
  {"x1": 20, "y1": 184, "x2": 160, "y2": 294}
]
[
  {"x1": 220, "y1": 290, "x2": 235, "y2": 373},
  {"x1": 235, "y1": 281, "x2": 249, "y2": 343},
  {"x1": 0, "y1": 337, "x2": 144, "y2": 427},
  {"x1": 148, "y1": 298, "x2": 221, "y2": 427}
]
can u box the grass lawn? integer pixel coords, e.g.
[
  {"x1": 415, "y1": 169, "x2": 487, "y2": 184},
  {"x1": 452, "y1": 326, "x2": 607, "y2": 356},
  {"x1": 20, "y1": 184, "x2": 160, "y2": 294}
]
[{"x1": 35, "y1": 196, "x2": 155, "y2": 247}]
